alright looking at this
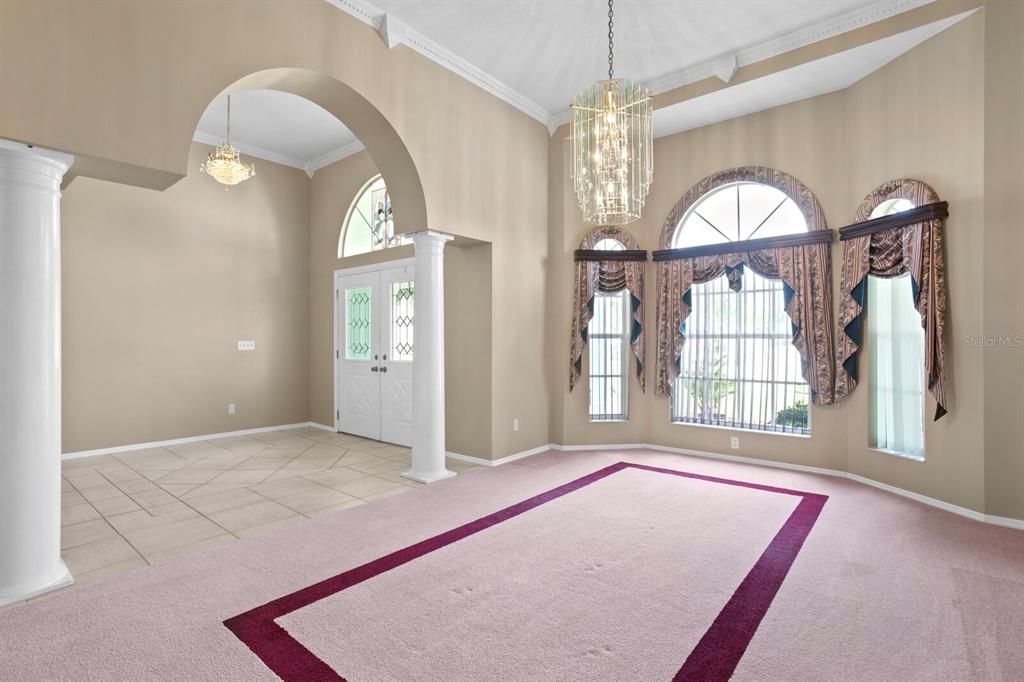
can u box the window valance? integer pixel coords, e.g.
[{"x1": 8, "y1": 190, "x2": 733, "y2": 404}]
[
  {"x1": 569, "y1": 226, "x2": 647, "y2": 393},
  {"x1": 835, "y1": 179, "x2": 949, "y2": 419},
  {"x1": 654, "y1": 166, "x2": 837, "y2": 405}
]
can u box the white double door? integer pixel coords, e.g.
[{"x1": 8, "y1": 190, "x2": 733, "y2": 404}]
[{"x1": 336, "y1": 263, "x2": 416, "y2": 446}]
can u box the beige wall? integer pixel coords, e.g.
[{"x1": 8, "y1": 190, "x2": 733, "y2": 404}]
[
  {"x1": 551, "y1": 90, "x2": 850, "y2": 473},
  {"x1": 843, "y1": 10, "x2": 986, "y2": 512},
  {"x1": 981, "y1": 0, "x2": 1024, "y2": 520},
  {"x1": 65, "y1": 139, "x2": 502, "y2": 461},
  {"x1": 488, "y1": 128, "x2": 552, "y2": 459},
  {"x1": 0, "y1": 0, "x2": 552, "y2": 461},
  {"x1": 62, "y1": 143, "x2": 310, "y2": 452},
  {"x1": 305, "y1": 142, "x2": 548, "y2": 461},
  {"x1": 308, "y1": 151, "x2": 384, "y2": 432},
  {"x1": 551, "y1": 9, "x2": 1023, "y2": 519},
  {"x1": 13, "y1": 1, "x2": 1018, "y2": 515},
  {"x1": 0, "y1": 0, "x2": 546, "y2": 244},
  {"x1": 445, "y1": 244, "x2": 494, "y2": 459},
  {"x1": 307, "y1": 151, "x2": 494, "y2": 460}
]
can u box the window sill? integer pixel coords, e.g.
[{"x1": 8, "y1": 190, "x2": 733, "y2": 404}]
[
  {"x1": 589, "y1": 418, "x2": 628, "y2": 424},
  {"x1": 670, "y1": 420, "x2": 811, "y2": 439},
  {"x1": 869, "y1": 447, "x2": 925, "y2": 462}
]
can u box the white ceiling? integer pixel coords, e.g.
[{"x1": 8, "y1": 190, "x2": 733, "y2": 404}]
[
  {"x1": 652, "y1": 10, "x2": 972, "y2": 139},
  {"x1": 192, "y1": 1, "x2": 953, "y2": 173},
  {"x1": 194, "y1": 90, "x2": 361, "y2": 176},
  {"x1": 368, "y1": 0, "x2": 875, "y2": 114}
]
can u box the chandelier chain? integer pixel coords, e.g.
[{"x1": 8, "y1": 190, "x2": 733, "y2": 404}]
[
  {"x1": 607, "y1": 0, "x2": 614, "y2": 79},
  {"x1": 226, "y1": 95, "x2": 232, "y2": 144}
]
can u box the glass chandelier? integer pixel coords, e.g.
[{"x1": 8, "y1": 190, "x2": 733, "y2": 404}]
[
  {"x1": 571, "y1": 0, "x2": 652, "y2": 225},
  {"x1": 201, "y1": 94, "x2": 255, "y2": 188}
]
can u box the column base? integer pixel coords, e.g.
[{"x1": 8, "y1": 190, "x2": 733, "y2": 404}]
[
  {"x1": 402, "y1": 468, "x2": 458, "y2": 484},
  {"x1": 0, "y1": 560, "x2": 74, "y2": 608}
]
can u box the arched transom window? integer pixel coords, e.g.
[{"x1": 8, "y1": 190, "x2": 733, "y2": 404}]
[
  {"x1": 671, "y1": 181, "x2": 811, "y2": 434},
  {"x1": 672, "y1": 182, "x2": 809, "y2": 248},
  {"x1": 338, "y1": 175, "x2": 407, "y2": 258}
]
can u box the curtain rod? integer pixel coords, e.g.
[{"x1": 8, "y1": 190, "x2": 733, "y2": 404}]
[
  {"x1": 574, "y1": 249, "x2": 648, "y2": 262},
  {"x1": 838, "y1": 201, "x2": 948, "y2": 241},
  {"x1": 652, "y1": 230, "x2": 832, "y2": 262}
]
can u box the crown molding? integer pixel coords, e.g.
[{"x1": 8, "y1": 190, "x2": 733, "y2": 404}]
[
  {"x1": 329, "y1": 0, "x2": 933, "y2": 136},
  {"x1": 378, "y1": 12, "x2": 407, "y2": 49},
  {"x1": 737, "y1": 0, "x2": 932, "y2": 66},
  {"x1": 324, "y1": 0, "x2": 550, "y2": 126},
  {"x1": 713, "y1": 54, "x2": 739, "y2": 84},
  {"x1": 552, "y1": 0, "x2": 934, "y2": 133},
  {"x1": 192, "y1": 132, "x2": 366, "y2": 178},
  {"x1": 305, "y1": 139, "x2": 366, "y2": 177},
  {"x1": 549, "y1": 109, "x2": 571, "y2": 134},
  {"x1": 192, "y1": 131, "x2": 307, "y2": 171}
]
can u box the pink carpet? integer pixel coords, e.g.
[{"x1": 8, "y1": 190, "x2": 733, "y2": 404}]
[{"x1": 1, "y1": 449, "x2": 1022, "y2": 681}]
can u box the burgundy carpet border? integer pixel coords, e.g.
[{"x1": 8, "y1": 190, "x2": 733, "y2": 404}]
[{"x1": 223, "y1": 461, "x2": 828, "y2": 681}]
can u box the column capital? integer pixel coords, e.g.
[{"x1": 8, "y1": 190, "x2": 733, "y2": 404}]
[
  {"x1": 409, "y1": 230, "x2": 454, "y2": 247},
  {"x1": 0, "y1": 139, "x2": 74, "y2": 176}
]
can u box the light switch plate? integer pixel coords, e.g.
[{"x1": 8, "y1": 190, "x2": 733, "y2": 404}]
[
  {"x1": 237, "y1": 340, "x2": 256, "y2": 351},
  {"x1": 730, "y1": 437, "x2": 740, "y2": 449}
]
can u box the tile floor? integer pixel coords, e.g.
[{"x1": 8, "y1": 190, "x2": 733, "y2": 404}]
[{"x1": 58, "y1": 427, "x2": 480, "y2": 588}]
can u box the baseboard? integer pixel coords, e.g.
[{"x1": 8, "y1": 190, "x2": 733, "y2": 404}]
[
  {"x1": 62, "y1": 422, "x2": 316, "y2": 460},
  {"x1": 644, "y1": 443, "x2": 846, "y2": 480},
  {"x1": 550, "y1": 443, "x2": 649, "y2": 452},
  {"x1": 59, "y1": 428, "x2": 1023, "y2": 530},
  {"x1": 446, "y1": 443, "x2": 555, "y2": 467},
  {"x1": 542, "y1": 442, "x2": 1024, "y2": 530},
  {"x1": 983, "y1": 514, "x2": 1024, "y2": 530}
]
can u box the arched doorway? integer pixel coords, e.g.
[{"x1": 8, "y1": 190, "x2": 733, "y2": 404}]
[
  {"x1": 196, "y1": 67, "x2": 428, "y2": 236},
  {"x1": 193, "y1": 68, "x2": 453, "y2": 484}
]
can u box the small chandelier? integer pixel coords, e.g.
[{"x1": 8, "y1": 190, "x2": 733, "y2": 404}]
[
  {"x1": 571, "y1": 0, "x2": 652, "y2": 225},
  {"x1": 201, "y1": 94, "x2": 255, "y2": 187}
]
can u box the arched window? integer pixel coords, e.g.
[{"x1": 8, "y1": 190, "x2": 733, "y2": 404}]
[
  {"x1": 866, "y1": 198, "x2": 924, "y2": 458},
  {"x1": 338, "y1": 175, "x2": 407, "y2": 258},
  {"x1": 672, "y1": 182, "x2": 810, "y2": 248},
  {"x1": 671, "y1": 181, "x2": 811, "y2": 433}
]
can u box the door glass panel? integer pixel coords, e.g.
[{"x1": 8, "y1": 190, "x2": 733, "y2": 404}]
[
  {"x1": 391, "y1": 280, "x2": 415, "y2": 362},
  {"x1": 345, "y1": 286, "x2": 372, "y2": 360}
]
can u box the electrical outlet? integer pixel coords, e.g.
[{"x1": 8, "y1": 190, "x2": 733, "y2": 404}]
[
  {"x1": 730, "y1": 436, "x2": 739, "y2": 449},
  {"x1": 237, "y1": 340, "x2": 256, "y2": 351},
  {"x1": 513, "y1": 418, "x2": 519, "y2": 432},
  {"x1": 228, "y1": 403, "x2": 236, "y2": 415}
]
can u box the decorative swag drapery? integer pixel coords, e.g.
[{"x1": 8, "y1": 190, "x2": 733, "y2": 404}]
[
  {"x1": 653, "y1": 167, "x2": 837, "y2": 406},
  {"x1": 835, "y1": 179, "x2": 949, "y2": 420},
  {"x1": 569, "y1": 226, "x2": 647, "y2": 393}
]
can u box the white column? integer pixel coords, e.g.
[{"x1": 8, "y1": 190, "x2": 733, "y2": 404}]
[
  {"x1": 404, "y1": 231, "x2": 456, "y2": 484},
  {"x1": 0, "y1": 140, "x2": 74, "y2": 607}
]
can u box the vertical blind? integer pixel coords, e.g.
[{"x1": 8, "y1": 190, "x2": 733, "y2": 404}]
[
  {"x1": 587, "y1": 237, "x2": 630, "y2": 421},
  {"x1": 588, "y1": 290, "x2": 630, "y2": 420},
  {"x1": 672, "y1": 270, "x2": 810, "y2": 433}
]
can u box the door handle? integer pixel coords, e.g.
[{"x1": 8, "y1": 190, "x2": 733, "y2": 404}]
[
  {"x1": 371, "y1": 366, "x2": 379, "y2": 372},
  {"x1": 379, "y1": 366, "x2": 388, "y2": 373}
]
